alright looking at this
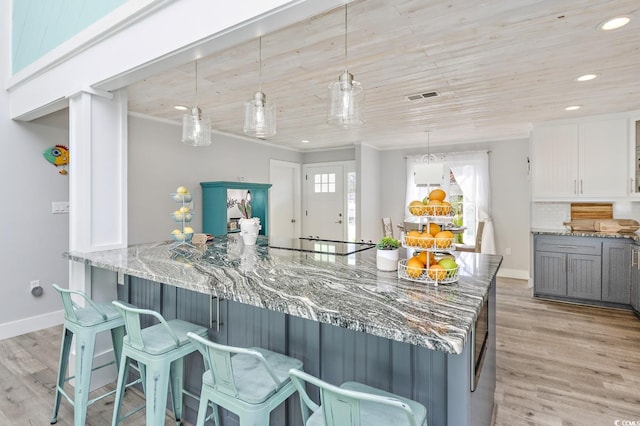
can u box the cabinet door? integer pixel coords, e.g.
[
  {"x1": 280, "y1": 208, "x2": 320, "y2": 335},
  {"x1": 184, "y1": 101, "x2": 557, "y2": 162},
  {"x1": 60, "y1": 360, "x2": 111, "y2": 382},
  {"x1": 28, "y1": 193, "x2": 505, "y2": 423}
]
[
  {"x1": 602, "y1": 241, "x2": 631, "y2": 304},
  {"x1": 534, "y1": 251, "x2": 567, "y2": 296},
  {"x1": 531, "y1": 124, "x2": 579, "y2": 198},
  {"x1": 567, "y1": 254, "x2": 602, "y2": 300},
  {"x1": 631, "y1": 247, "x2": 640, "y2": 312},
  {"x1": 579, "y1": 118, "x2": 628, "y2": 197}
]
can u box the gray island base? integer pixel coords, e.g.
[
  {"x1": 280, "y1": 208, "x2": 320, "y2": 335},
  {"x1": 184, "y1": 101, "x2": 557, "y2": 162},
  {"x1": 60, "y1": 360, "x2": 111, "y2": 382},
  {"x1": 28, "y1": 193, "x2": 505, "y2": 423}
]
[{"x1": 65, "y1": 235, "x2": 501, "y2": 426}]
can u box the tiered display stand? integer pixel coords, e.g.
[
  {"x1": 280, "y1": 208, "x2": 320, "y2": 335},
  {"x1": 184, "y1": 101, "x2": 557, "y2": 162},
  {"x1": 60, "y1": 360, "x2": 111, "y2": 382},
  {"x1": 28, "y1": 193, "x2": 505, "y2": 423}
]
[
  {"x1": 170, "y1": 192, "x2": 194, "y2": 247},
  {"x1": 398, "y1": 207, "x2": 459, "y2": 285}
]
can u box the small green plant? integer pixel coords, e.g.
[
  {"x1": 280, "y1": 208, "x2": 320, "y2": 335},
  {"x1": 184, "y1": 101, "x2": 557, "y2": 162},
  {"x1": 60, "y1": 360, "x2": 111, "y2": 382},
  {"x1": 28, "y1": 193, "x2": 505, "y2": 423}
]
[{"x1": 377, "y1": 236, "x2": 400, "y2": 250}]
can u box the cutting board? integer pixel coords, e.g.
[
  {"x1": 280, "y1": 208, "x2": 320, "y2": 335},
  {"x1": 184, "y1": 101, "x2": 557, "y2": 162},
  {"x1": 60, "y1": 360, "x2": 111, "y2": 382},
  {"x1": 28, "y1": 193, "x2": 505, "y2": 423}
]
[
  {"x1": 570, "y1": 203, "x2": 613, "y2": 220},
  {"x1": 594, "y1": 219, "x2": 640, "y2": 233}
]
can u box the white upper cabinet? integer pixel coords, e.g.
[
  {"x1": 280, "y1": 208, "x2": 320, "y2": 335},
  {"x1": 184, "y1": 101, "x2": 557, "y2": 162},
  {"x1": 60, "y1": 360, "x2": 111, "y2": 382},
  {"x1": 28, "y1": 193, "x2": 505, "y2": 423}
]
[
  {"x1": 532, "y1": 116, "x2": 629, "y2": 200},
  {"x1": 629, "y1": 115, "x2": 640, "y2": 197},
  {"x1": 531, "y1": 124, "x2": 579, "y2": 198}
]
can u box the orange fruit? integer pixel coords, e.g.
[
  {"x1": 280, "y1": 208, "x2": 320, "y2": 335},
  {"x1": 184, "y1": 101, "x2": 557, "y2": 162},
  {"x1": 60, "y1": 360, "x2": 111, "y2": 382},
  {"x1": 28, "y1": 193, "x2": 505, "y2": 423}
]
[
  {"x1": 435, "y1": 231, "x2": 454, "y2": 249},
  {"x1": 427, "y1": 199, "x2": 442, "y2": 205},
  {"x1": 409, "y1": 200, "x2": 426, "y2": 215},
  {"x1": 405, "y1": 257, "x2": 425, "y2": 278},
  {"x1": 416, "y1": 251, "x2": 436, "y2": 266},
  {"x1": 429, "y1": 189, "x2": 446, "y2": 202},
  {"x1": 428, "y1": 223, "x2": 441, "y2": 235},
  {"x1": 405, "y1": 230, "x2": 421, "y2": 246},
  {"x1": 427, "y1": 264, "x2": 447, "y2": 280},
  {"x1": 416, "y1": 232, "x2": 434, "y2": 248}
]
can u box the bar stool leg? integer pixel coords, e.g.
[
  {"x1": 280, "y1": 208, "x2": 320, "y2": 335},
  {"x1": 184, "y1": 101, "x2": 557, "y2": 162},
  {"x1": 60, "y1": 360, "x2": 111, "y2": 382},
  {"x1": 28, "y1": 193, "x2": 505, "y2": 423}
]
[
  {"x1": 111, "y1": 355, "x2": 131, "y2": 426},
  {"x1": 110, "y1": 325, "x2": 125, "y2": 372},
  {"x1": 195, "y1": 395, "x2": 209, "y2": 426},
  {"x1": 169, "y1": 358, "x2": 185, "y2": 423},
  {"x1": 74, "y1": 332, "x2": 97, "y2": 426},
  {"x1": 51, "y1": 327, "x2": 73, "y2": 424},
  {"x1": 145, "y1": 361, "x2": 172, "y2": 426}
]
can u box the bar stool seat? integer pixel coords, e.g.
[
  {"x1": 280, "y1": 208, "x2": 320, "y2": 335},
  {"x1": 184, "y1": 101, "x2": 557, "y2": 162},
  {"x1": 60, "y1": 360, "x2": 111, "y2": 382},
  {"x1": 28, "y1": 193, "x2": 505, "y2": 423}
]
[
  {"x1": 111, "y1": 301, "x2": 208, "y2": 426},
  {"x1": 51, "y1": 284, "x2": 127, "y2": 426},
  {"x1": 187, "y1": 331, "x2": 304, "y2": 425},
  {"x1": 289, "y1": 369, "x2": 428, "y2": 426}
]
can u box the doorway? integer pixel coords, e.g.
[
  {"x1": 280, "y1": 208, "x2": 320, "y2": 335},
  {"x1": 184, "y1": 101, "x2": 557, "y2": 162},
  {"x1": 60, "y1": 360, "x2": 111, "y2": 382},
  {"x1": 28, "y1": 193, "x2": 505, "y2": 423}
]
[
  {"x1": 269, "y1": 160, "x2": 301, "y2": 239},
  {"x1": 303, "y1": 162, "x2": 354, "y2": 241}
]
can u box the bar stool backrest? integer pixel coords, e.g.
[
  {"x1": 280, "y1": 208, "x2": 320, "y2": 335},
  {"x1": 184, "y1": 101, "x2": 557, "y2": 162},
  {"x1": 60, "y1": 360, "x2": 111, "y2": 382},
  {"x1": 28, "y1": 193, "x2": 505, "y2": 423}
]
[
  {"x1": 289, "y1": 369, "x2": 419, "y2": 426},
  {"x1": 112, "y1": 301, "x2": 180, "y2": 352},
  {"x1": 187, "y1": 332, "x2": 284, "y2": 399},
  {"x1": 52, "y1": 284, "x2": 108, "y2": 323}
]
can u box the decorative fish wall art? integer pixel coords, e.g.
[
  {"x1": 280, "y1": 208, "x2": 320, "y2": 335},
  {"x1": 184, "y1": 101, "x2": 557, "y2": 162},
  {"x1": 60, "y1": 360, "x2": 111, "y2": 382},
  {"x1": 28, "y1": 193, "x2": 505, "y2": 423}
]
[{"x1": 43, "y1": 145, "x2": 69, "y2": 175}]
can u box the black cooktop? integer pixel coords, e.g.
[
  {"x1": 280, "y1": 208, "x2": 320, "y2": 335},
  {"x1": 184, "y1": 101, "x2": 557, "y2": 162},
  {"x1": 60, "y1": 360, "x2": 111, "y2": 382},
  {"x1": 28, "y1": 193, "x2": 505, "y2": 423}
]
[{"x1": 267, "y1": 237, "x2": 376, "y2": 255}]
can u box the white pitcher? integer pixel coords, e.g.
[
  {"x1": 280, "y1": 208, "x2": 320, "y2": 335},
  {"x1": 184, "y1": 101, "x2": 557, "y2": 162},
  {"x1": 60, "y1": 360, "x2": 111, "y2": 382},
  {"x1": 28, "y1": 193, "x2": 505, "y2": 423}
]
[{"x1": 239, "y1": 218, "x2": 261, "y2": 246}]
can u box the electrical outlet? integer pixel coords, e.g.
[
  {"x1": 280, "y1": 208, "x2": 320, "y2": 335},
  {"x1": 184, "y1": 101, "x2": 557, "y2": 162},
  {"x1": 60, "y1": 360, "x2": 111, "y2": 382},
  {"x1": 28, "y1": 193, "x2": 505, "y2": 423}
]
[
  {"x1": 505, "y1": 248, "x2": 512, "y2": 255},
  {"x1": 30, "y1": 280, "x2": 40, "y2": 289}
]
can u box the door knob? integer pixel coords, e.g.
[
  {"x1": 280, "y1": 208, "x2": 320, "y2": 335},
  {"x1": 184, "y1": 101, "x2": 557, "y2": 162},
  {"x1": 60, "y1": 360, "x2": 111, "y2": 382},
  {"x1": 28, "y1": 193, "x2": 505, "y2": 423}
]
[
  {"x1": 335, "y1": 220, "x2": 342, "y2": 224},
  {"x1": 291, "y1": 219, "x2": 296, "y2": 223}
]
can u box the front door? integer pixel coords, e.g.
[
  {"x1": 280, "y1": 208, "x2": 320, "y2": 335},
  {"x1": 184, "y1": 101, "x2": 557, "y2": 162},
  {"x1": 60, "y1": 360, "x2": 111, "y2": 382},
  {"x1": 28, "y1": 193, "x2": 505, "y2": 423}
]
[{"x1": 303, "y1": 165, "x2": 345, "y2": 240}]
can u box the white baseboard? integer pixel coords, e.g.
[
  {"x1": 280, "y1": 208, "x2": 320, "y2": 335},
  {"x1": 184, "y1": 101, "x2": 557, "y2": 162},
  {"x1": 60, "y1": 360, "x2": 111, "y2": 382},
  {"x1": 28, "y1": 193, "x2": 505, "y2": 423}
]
[
  {"x1": 497, "y1": 268, "x2": 530, "y2": 280},
  {"x1": 0, "y1": 310, "x2": 64, "y2": 341}
]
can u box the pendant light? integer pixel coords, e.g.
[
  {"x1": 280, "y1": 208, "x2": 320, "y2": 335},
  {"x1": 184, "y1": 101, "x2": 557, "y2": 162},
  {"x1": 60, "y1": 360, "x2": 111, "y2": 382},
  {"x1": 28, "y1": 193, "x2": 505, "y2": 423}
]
[
  {"x1": 244, "y1": 37, "x2": 276, "y2": 139},
  {"x1": 182, "y1": 59, "x2": 212, "y2": 146},
  {"x1": 327, "y1": 4, "x2": 364, "y2": 128}
]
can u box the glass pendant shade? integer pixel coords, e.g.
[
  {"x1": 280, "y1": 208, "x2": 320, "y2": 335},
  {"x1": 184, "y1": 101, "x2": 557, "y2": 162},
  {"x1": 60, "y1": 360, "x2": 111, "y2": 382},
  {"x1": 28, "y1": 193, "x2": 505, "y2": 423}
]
[
  {"x1": 328, "y1": 70, "x2": 364, "y2": 127},
  {"x1": 182, "y1": 107, "x2": 212, "y2": 146},
  {"x1": 244, "y1": 90, "x2": 276, "y2": 139}
]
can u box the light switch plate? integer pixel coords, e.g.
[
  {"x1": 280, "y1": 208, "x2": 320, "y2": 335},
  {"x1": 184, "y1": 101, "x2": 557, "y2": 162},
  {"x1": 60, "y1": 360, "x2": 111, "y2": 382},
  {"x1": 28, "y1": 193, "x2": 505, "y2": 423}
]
[{"x1": 52, "y1": 201, "x2": 70, "y2": 214}]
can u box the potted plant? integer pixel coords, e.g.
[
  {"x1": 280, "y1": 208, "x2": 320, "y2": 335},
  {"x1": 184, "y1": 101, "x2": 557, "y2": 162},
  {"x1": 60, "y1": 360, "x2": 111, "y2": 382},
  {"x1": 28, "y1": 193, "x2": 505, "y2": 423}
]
[{"x1": 376, "y1": 236, "x2": 400, "y2": 271}]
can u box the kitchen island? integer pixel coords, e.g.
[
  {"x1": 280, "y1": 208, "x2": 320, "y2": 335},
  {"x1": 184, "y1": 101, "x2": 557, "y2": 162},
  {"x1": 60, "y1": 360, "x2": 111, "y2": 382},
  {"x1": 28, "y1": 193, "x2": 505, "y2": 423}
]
[{"x1": 65, "y1": 235, "x2": 502, "y2": 426}]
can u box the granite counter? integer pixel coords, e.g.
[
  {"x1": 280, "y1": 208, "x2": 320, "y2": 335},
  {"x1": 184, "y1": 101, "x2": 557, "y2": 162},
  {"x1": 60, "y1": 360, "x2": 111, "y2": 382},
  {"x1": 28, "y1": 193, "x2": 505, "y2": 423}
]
[
  {"x1": 65, "y1": 235, "x2": 502, "y2": 355},
  {"x1": 531, "y1": 228, "x2": 640, "y2": 241}
]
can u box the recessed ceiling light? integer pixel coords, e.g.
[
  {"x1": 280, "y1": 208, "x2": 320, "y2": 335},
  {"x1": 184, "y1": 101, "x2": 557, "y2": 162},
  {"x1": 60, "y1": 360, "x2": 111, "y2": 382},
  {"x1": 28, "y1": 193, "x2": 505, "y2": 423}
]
[
  {"x1": 576, "y1": 74, "x2": 597, "y2": 82},
  {"x1": 599, "y1": 16, "x2": 630, "y2": 30},
  {"x1": 301, "y1": 140, "x2": 310, "y2": 143},
  {"x1": 565, "y1": 105, "x2": 581, "y2": 111},
  {"x1": 174, "y1": 105, "x2": 189, "y2": 111}
]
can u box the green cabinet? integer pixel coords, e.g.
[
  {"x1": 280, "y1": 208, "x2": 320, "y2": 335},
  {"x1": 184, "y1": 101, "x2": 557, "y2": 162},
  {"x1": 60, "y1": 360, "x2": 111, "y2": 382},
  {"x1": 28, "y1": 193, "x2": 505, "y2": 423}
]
[{"x1": 200, "y1": 181, "x2": 272, "y2": 236}]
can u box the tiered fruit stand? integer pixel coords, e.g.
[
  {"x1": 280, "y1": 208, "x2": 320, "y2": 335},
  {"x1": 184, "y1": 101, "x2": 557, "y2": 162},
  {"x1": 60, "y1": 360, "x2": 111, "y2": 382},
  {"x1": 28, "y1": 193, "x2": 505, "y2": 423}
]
[
  {"x1": 398, "y1": 199, "x2": 460, "y2": 285},
  {"x1": 170, "y1": 189, "x2": 194, "y2": 247}
]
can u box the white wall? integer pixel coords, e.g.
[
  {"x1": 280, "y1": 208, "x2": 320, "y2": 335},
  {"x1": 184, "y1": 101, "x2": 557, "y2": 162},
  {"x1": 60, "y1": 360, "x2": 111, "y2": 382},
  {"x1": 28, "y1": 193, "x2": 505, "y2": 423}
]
[
  {"x1": 302, "y1": 147, "x2": 355, "y2": 163},
  {"x1": 356, "y1": 144, "x2": 382, "y2": 242},
  {"x1": 127, "y1": 114, "x2": 302, "y2": 244},
  {"x1": 380, "y1": 138, "x2": 531, "y2": 278},
  {"x1": 0, "y1": 13, "x2": 69, "y2": 337}
]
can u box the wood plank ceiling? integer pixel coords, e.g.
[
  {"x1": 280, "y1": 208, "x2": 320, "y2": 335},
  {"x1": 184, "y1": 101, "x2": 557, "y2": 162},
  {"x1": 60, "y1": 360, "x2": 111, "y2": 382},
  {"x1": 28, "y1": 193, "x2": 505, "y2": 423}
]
[{"x1": 126, "y1": 0, "x2": 640, "y2": 150}]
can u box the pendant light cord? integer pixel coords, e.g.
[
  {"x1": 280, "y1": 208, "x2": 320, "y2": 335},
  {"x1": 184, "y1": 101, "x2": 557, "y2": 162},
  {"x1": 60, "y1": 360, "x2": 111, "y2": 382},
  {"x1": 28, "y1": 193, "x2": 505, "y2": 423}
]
[
  {"x1": 194, "y1": 59, "x2": 199, "y2": 108},
  {"x1": 344, "y1": 5, "x2": 348, "y2": 72},
  {"x1": 259, "y1": 37, "x2": 263, "y2": 92}
]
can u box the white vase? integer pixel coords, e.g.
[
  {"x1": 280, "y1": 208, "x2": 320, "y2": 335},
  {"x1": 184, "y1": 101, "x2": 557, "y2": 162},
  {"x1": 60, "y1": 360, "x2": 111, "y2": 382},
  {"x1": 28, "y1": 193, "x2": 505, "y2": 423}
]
[
  {"x1": 376, "y1": 248, "x2": 399, "y2": 271},
  {"x1": 239, "y1": 218, "x2": 261, "y2": 246}
]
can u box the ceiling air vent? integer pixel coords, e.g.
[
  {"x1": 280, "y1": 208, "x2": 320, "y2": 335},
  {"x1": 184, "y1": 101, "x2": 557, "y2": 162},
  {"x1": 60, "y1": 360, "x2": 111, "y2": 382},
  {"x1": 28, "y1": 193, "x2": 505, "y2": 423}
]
[{"x1": 406, "y1": 91, "x2": 439, "y2": 101}]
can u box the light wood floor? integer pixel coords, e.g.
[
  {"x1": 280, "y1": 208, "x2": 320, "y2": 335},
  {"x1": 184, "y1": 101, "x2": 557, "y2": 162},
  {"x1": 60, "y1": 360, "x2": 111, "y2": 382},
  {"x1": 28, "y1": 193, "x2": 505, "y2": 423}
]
[
  {"x1": 494, "y1": 278, "x2": 640, "y2": 425},
  {"x1": 0, "y1": 278, "x2": 639, "y2": 425}
]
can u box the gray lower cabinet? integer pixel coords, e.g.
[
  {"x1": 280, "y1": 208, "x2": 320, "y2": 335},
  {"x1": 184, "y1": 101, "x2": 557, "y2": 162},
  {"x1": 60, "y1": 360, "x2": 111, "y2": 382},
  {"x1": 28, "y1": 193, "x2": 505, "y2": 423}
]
[
  {"x1": 631, "y1": 244, "x2": 640, "y2": 314},
  {"x1": 534, "y1": 235, "x2": 602, "y2": 300},
  {"x1": 602, "y1": 241, "x2": 631, "y2": 304}
]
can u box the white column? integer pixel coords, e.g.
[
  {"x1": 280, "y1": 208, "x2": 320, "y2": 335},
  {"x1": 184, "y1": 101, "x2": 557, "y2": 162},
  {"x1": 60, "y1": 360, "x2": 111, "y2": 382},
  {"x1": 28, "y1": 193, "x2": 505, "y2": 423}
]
[{"x1": 67, "y1": 88, "x2": 128, "y2": 389}]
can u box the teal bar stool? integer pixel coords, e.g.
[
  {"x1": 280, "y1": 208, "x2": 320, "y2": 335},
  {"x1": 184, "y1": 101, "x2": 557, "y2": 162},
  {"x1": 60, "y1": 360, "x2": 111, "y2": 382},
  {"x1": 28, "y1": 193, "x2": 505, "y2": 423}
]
[
  {"x1": 51, "y1": 284, "x2": 127, "y2": 426},
  {"x1": 186, "y1": 331, "x2": 304, "y2": 425},
  {"x1": 288, "y1": 369, "x2": 428, "y2": 426},
  {"x1": 111, "y1": 301, "x2": 208, "y2": 426}
]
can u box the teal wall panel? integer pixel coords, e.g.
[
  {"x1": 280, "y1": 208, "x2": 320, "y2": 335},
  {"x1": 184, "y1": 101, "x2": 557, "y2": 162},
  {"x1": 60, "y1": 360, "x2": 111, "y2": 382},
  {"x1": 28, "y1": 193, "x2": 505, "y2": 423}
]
[{"x1": 12, "y1": 0, "x2": 127, "y2": 73}]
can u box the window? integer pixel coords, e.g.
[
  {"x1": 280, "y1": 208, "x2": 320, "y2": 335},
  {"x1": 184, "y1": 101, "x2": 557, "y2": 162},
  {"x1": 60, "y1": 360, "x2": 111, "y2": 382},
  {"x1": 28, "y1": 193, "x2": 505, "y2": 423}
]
[{"x1": 314, "y1": 173, "x2": 336, "y2": 193}]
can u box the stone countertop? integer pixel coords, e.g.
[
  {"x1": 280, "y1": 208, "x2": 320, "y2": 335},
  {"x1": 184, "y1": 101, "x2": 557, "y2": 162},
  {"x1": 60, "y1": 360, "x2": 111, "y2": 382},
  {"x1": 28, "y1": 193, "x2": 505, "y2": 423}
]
[
  {"x1": 531, "y1": 228, "x2": 640, "y2": 241},
  {"x1": 64, "y1": 235, "x2": 502, "y2": 355}
]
